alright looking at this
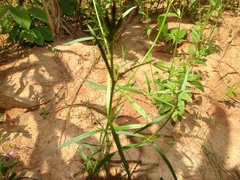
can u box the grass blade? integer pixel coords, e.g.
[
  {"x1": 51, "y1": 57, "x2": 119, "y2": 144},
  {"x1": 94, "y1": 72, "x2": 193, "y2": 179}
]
[
  {"x1": 144, "y1": 72, "x2": 151, "y2": 93},
  {"x1": 152, "y1": 143, "x2": 177, "y2": 180},
  {"x1": 135, "y1": 111, "x2": 171, "y2": 134},
  {"x1": 125, "y1": 95, "x2": 152, "y2": 122},
  {"x1": 63, "y1": 36, "x2": 94, "y2": 45},
  {"x1": 58, "y1": 130, "x2": 100, "y2": 148},
  {"x1": 82, "y1": 78, "x2": 107, "y2": 90},
  {"x1": 114, "y1": 124, "x2": 145, "y2": 131},
  {"x1": 110, "y1": 123, "x2": 130, "y2": 179}
]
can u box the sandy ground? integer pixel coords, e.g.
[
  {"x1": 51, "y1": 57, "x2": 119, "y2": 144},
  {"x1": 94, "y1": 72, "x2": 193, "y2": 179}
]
[{"x1": 0, "y1": 10, "x2": 240, "y2": 180}]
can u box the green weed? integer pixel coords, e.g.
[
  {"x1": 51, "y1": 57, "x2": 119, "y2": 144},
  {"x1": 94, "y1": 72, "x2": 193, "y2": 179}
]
[{"x1": 0, "y1": 160, "x2": 17, "y2": 180}]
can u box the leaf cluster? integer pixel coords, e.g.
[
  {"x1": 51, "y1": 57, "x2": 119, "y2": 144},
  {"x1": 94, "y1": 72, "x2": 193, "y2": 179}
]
[{"x1": 0, "y1": 5, "x2": 53, "y2": 46}]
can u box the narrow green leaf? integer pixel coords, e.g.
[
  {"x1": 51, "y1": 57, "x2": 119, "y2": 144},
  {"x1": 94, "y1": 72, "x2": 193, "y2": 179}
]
[
  {"x1": 82, "y1": 78, "x2": 107, "y2": 90},
  {"x1": 159, "y1": 12, "x2": 178, "y2": 18},
  {"x1": 152, "y1": 143, "x2": 177, "y2": 180},
  {"x1": 87, "y1": 25, "x2": 111, "y2": 75},
  {"x1": 122, "y1": 6, "x2": 137, "y2": 18},
  {"x1": 125, "y1": 95, "x2": 152, "y2": 122},
  {"x1": 111, "y1": 106, "x2": 123, "y2": 123},
  {"x1": 116, "y1": 131, "x2": 147, "y2": 139},
  {"x1": 106, "y1": 74, "x2": 111, "y2": 118},
  {"x1": 5, "y1": 161, "x2": 17, "y2": 169},
  {"x1": 110, "y1": 123, "x2": 130, "y2": 178},
  {"x1": 28, "y1": 7, "x2": 48, "y2": 24},
  {"x1": 58, "y1": 130, "x2": 100, "y2": 148},
  {"x1": 122, "y1": 141, "x2": 151, "y2": 151},
  {"x1": 135, "y1": 111, "x2": 171, "y2": 134},
  {"x1": 1, "y1": 17, "x2": 13, "y2": 34},
  {"x1": 93, "y1": 152, "x2": 115, "y2": 175},
  {"x1": 9, "y1": 6, "x2": 31, "y2": 30},
  {"x1": 152, "y1": 95, "x2": 174, "y2": 107},
  {"x1": 114, "y1": 124, "x2": 145, "y2": 131},
  {"x1": 144, "y1": 72, "x2": 151, "y2": 93},
  {"x1": 117, "y1": 85, "x2": 143, "y2": 94},
  {"x1": 63, "y1": 37, "x2": 94, "y2": 45}
]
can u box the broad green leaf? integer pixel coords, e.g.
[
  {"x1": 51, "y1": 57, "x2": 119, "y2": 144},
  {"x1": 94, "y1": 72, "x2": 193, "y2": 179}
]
[
  {"x1": 0, "y1": 5, "x2": 10, "y2": 19},
  {"x1": 9, "y1": 6, "x2": 31, "y2": 30},
  {"x1": 125, "y1": 95, "x2": 152, "y2": 122},
  {"x1": 63, "y1": 37, "x2": 94, "y2": 45},
  {"x1": 58, "y1": 130, "x2": 100, "y2": 148},
  {"x1": 181, "y1": 92, "x2": 193, "y2": 103},
  {"x1": 171, "y1": 110, "x2": 180, "y2": 122},
  {"x1": 21, "y1": 30, "x2": 34, "y2": 43},
  {"x1": 152, "y1": 143, "x2": 177, "y2": 180},
  {"x1": 34, "y1": 26, "x2": 54, "y2": 41},
  {"x1": 58, "y1": 0, "x2": 75, "y2": 17},
  {"x1": 33, "y1": 28, "x2": 44, "y2": 46},
  {"x1": 1, "y1": 17, "x2": 13, "y2": 34},
  {"x1": 191, "y1": 28, "x2": 200, "y2": 44},
  {"x1": 189, "y1": 80, "x2": 204, "y2": 92},
  {"x1": 177, "y1": 99, "x2": 185, "y2": 115},
  {"x1": 28, "y1": 7, "x2": 48, "y2": 24},
  {"x1": 188, "y1": 45, "x2": 196, "y2": 55},
  {"x1": 158, "y1": 15, "x2": 168, "y2": 37}
]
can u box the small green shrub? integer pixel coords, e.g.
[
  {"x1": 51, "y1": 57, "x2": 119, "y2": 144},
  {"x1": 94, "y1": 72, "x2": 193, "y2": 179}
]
[{"x1": 0, "y1": 5, "x2": 53, "y2": 46}]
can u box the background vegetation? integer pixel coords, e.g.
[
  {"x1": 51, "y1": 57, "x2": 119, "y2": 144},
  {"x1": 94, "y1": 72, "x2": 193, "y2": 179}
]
[{"x1": 0, "y1": 0, "x2": 239, "y2": 179}]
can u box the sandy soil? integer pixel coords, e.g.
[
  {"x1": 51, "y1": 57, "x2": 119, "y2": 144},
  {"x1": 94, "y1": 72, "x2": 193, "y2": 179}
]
[{"x1": 0, "y1": 10, "x2": 240, "y2": 180}]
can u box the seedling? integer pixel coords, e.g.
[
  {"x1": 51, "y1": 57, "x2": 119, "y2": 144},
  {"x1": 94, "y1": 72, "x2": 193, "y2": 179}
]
[
  {"x1": 39, "y1": 107, "x2": 50, "y2": 116},
  {"x1": 158, "y1": 14, "x2": 187, "y2": 51}
]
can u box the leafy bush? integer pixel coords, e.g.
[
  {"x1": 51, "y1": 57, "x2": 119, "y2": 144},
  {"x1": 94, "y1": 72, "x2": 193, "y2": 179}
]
[{"x1": 0, "y1": 5, "x2": 53, "y2": 46}]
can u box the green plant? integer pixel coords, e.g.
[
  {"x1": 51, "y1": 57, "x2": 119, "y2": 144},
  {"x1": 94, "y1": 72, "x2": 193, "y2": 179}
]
[
  {"x1": 59, "y1": 1, "x2": 177, "y2": 179},
  {"x1": 0, "y1": 5, "x2": 53, "y2": 46},
  {"x1": 39, "y1": 107, "x2": 50, "y2": 116},
  {"x1": 0, "y1": 160, "x2": 17, "y2": 180},
  {"x1": 158, "y1": 14, "x2": 187, "y2": 51},
  {"x1": 219, "y1": 84, "x2": 239, "y2": 102}
]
